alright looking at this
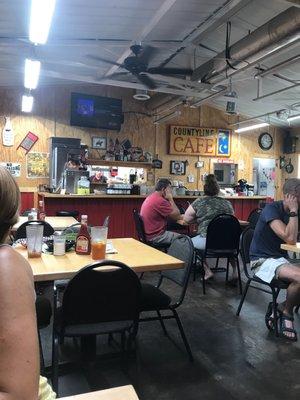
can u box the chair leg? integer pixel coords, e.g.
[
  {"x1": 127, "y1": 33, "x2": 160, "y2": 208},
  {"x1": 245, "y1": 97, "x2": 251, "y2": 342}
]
[
  {"x1": 201, "y1": 259, "x2": 206, "y2": 295},
  {"x1": 156, "y1": 310, "x2": 168, "y2": 336},
  {"x1": 236, "y1": 279, "x2": 251, "y2": 316},
  {"x1": 38, "y1": 329, "x2": 45, "y2": 373},
  {"x1": 51, "y1": 332, "x2": 59, "y2": 395},
  {"x1": 215, "y1": 257, "x2": 219, "y2": 269},
  {"x1": 172, "y1": 309, "x2": 193, "y2": 362},
  {"x1": 236, "y1": 257, "x2": 243, "y2": 295},
  {"x1": 225, "y1": 258, "x2": 229, "y2": 282}
]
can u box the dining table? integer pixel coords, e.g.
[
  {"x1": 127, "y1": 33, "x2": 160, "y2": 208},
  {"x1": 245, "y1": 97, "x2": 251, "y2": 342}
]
[
  {"x1": 12, "y1": 216, "x2": 78, "y2": 232},
  {"x1": 59, "y1": 385, "x2": 139, "y2": 400},
  {"x1": 15, "y1": 238, "x2": 185, "y2": 281},
  {"x1": 281, "y1": 242, "x2": 300, "y2": 253}
]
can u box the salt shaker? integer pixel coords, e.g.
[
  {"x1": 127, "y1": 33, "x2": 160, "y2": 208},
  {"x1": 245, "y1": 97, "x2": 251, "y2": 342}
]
[{"x1": 53, "y1": 231, "x2": 66, "y2": 256}]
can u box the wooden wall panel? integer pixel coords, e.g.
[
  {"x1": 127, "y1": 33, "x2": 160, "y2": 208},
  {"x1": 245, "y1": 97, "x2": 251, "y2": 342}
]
[{"x1": 0, "y1": 85, "x2": 286, "y2": 199}]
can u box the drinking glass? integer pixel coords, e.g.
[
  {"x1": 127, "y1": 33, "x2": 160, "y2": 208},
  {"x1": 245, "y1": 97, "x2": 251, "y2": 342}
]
[
  {"x1": 26, "y1": 224, "x2": 44, "y2": 258},
  {"x1": 91, "y1": 226, "x2": 108, "y2": 260}
]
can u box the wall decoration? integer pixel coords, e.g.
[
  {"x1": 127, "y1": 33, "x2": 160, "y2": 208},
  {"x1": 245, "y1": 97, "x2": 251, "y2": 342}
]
[
  {"x1": 170, "y1": 160, "x2": 186, "y2": 175},
  {"x1": 92, "y1": 136, "x2": 107, "y2": 149},
  {"x1": 169, "y1": 125, "x2": 231, "y2": 157},
  {"x1": 26, "y1": 152, "x2": 49, "y2": 178},
  {"x1": 2, "y1": 117, "x2": 14, "y2": 146},
  {"x1": 17, "y1": 131, "x2": 38, "y2": 153},
  {"x1": 0, "y1": 162, "x2": 21, "y2": 177}
]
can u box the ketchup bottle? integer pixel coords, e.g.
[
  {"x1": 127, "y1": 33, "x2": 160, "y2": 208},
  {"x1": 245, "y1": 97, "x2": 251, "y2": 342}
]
[
  {"x1": 38, "y1": 200, "x2": 46, "y2": 221},
  {"x1": 75, "y1": 215, "x2": 91, "y2": 255}
]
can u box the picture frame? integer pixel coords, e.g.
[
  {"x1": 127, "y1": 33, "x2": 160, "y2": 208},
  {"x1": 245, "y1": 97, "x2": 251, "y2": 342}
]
[
  {"x1": 170, "y1": 160, "x2": 186, "y2": 175},
  {"x1": 92, "y1": 136, "x2": 107, "y2": 150}
]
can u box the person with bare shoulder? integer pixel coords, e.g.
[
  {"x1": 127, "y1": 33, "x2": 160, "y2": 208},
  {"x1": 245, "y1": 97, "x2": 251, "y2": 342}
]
[
  {"x1": 250, "y1": 178, "x2": 300, "y2": 341},
  {"x1": 0, "y1": 166, "x2": 55, "y2": 399}
]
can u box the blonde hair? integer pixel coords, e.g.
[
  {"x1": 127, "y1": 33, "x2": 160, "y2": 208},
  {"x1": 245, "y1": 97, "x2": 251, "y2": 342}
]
[{"x1": 0, "y1": 166, "x2": 20, "y2": 243}]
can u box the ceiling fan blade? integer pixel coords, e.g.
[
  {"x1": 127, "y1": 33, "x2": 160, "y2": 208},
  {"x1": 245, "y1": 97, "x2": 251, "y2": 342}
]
[
  {"x1": 137, "y1": 73, "x2": 157, "y2": 89},
  {"x1": 138, "y1": 45, "x2": 158, "y2": 65},
  {"x1": 97, "y1": 72, "x2": 130, "y2": 81},
  {"x1": 148, "y1": 67, "x2": 193, "y2": 76},
  {"x1": 86, "y1": 54, "x2": 124, "y2": 68}
]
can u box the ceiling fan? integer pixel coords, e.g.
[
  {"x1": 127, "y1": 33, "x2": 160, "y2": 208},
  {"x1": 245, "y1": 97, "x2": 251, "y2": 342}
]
[{"x1": 87, "y1": 44, "x2": 193, "y2": 89}]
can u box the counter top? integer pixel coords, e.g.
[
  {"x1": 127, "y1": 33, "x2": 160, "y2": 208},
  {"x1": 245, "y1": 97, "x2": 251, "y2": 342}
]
[{"x1": 38, "y1": 192, "x2": 267, "y2": 200}]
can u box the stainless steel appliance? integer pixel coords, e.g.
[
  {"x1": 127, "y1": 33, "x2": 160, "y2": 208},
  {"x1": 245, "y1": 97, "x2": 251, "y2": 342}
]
[{"x1": 49, "y1": 137, "x2": 81, "y2": 190}]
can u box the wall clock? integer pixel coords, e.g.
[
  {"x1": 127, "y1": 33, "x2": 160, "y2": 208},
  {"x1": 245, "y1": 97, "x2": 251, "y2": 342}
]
[{"x1": 258, "y1": 132, "x2": 273, "y2": 150}]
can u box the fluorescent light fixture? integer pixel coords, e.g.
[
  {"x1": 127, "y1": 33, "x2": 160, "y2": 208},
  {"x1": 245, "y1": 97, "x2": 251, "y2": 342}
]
[
  {"x1": 287, "y1": 114, "x2": 300, "y2": 122},
  {"x1": 24, "y1": 59, "x2": 41, "y2": 89},
  {"x1": 22, "y1": 95, "x2": 34, "y2": 113},
  {"x1": 29, "y1": 0, "x2": 56, "y2": 44},
  {"x1": 235, "y1": 122, "x2": 269, "y2": 133},
  {"x1": 154, "y1": 110, "x2": 181, "y2": 124}
]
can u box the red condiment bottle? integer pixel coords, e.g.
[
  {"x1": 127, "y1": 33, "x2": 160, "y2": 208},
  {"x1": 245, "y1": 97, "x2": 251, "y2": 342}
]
[
  {"x1": 75, "y1": 215, "x2": 91, "y2": 255},
  {"x1": 38, "y1": 200, "x2": 46, "y2": 221}
]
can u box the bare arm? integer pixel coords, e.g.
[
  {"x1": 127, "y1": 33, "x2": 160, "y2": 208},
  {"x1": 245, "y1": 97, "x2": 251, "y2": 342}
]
[
  {"x1": 164, "y1": 187, "x2": 181, "y2": 221},
  {"x1": 183, "y1": 205, "x2": 197, "y2": 224},
  {"x1": 0, "y1": 247, "x2": 39, "y2": 400},
  {"x1": 269, "y1": 194, "x2": 298, "y2": 244}
]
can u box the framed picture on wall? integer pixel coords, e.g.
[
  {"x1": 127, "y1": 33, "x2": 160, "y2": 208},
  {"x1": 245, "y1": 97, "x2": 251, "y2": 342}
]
[
  {"x1": 170, "y1": 160, "x2": 186, "y2": 175},
  {"x1": 92, "y1": 136, "x2": 107, "y2": 149}
]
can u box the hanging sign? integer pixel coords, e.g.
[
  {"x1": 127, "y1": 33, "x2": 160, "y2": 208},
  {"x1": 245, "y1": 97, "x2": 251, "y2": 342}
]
[
  {"x1": 169, "y1": 126, "x2": 231, "y2": 157},
  {"x1": 0, "y1": 162, "x2": 21, "y2": 177},
  {"x1": 17, "y1": 131, "x2": 38, "y2": 153},
  {"x1": 2, "y1": 117, "x2": 14, "y2": 146}
]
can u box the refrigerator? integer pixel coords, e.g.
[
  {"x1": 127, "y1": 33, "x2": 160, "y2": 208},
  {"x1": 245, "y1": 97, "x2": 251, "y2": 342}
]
[
  {"x1": 253, "y1": 158, "x2": 275, "y2": 198},
  {"x1": 49, "y1": 137, "x2": 81, "y2": 190}
]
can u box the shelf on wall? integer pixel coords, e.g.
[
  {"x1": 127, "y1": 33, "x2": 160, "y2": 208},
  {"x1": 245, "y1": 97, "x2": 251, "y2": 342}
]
[{"x1": 87, "y1": 159, "x2": 153, "y2": 169}]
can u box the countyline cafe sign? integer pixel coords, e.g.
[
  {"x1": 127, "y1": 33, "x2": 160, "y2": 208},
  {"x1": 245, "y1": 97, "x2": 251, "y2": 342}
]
[{"x1": 169, "y1": 125, "x2": 231, "y2": 157}]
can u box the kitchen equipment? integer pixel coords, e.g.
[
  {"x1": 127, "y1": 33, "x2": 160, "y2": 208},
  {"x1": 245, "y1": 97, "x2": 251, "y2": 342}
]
[{"x1": 64, "y1": 170, "x2": 90, "y2": 194}]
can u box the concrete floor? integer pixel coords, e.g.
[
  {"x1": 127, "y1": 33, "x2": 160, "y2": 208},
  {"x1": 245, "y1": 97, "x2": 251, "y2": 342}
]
[{"x1": 40, "y1": 265, "x2": 300, "y2": 399}]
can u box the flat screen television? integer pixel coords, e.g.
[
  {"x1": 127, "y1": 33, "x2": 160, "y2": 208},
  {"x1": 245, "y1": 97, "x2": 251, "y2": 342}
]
[{"x1": 70, "y1": 93, "x2": 123, "y2": 131}]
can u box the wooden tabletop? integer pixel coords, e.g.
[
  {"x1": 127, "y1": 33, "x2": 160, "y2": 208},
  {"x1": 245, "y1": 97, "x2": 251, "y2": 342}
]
[
  {"x1": 281, "y1": 242, "x2": 300, "y2": 253},
  {"x1": 12, "y1": 216, "x2": 78, "y2": 231},
  {"x1": 15, "y1": 238, "x2": 184, "y2": 281},
  {"x1": 59, "y1": 385, "x2": 139, "y2": 400}
]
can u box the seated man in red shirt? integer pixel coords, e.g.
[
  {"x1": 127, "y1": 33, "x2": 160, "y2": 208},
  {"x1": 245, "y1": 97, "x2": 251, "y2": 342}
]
[{"x1": 140, "y1": 179, "x2": 182, "y2": 245}]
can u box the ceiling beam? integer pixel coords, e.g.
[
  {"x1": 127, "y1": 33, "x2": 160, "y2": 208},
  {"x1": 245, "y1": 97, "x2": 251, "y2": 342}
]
[{"x1": 105, "y1": 0, "x2": 178, "y2": 77}]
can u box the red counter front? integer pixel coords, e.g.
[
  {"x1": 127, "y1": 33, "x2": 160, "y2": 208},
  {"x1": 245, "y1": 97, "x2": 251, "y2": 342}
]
[{"x1": 38, "y1": 193, "x2": 267, "y2": 238}]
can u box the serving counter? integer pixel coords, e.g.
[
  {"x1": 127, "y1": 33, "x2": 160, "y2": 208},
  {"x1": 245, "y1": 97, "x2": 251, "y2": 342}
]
[{"x1": 37, "y1": 193, "x2": 267, "y2": 238}]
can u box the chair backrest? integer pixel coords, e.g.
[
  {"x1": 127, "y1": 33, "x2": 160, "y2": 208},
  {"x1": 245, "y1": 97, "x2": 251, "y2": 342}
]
[
  {"x1": 247, "y1": 208, "x2": 262, "y2": 229},
  {"x1": 56, "y1": 210, "x2": 79, "y2": 218},
  {"x1": 15, "y1": 220, "x2": 54, "y2": 240},
  {"x1": 132, "y1": 209, "x2": 147, "y2": 243},
  {"x1": 205, "y1": 213, "x2": 241, "y2": 256},
  {"x1": 61, "y1": 260, "x2": 141, "y2": 328},
  {"x1": 240, "y1": 227, "x2": 254, "y2": 278},
  {"x1": 161, "y1": 235, "x2": 194, "y2": 305}
]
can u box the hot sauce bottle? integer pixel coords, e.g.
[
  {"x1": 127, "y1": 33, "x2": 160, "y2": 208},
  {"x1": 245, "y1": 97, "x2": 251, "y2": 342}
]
[
  {"x1": 75, "y1": 215, "x2": 91, "y2": 255},
  {"x1": 38, "y1": 200, "x2": 46, "y2": 221}
]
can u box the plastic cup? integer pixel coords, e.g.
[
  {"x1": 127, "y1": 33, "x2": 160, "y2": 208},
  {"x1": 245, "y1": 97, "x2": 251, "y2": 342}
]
[
  {"x1": 91, "y1": 226, "x2": 107, "y2": 260},
  {"x1": 26, "y1": 224, "x2": 44, "y2": 258}
]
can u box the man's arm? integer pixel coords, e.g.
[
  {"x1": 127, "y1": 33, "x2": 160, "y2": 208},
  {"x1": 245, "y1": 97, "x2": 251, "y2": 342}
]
[
  {"x1": 164, "y1": 187, "x2": 181, "y2": 221},
  {"x1": 269, "y1": 194, "x2": 298, "y2": 244},
  {"x1": 0, "y1": 247, "x2": 39, "y2": 400},
  {"x1": 183, "y1": 204, "x2": 196, "y2": 223}
]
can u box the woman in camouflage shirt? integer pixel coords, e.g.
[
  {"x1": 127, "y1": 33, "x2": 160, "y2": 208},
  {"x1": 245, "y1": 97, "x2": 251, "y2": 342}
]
[{"x1": 184, "y1": 174, "x2": 236, "y2": 281}]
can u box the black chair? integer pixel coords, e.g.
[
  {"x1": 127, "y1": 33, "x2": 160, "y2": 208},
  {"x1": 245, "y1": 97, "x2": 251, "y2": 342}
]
[
  {"x1": 36, "y1": 296, "x2": 52, "y2": 373},
  {"x1": 139, "y1": 235, "x2": 194, "y2": 361},
  {"x1": 14, "y1": 220, "x2": 54, "y2": 243},
  {"x1": 195, "y1": 214, "x2": 242, "y2": 294},
  {"x1": 51, "y1": 260, "x2": 141, "y2": 394},
  {"x1": 132, "y1": 209, "x2": 169, "y2": 252},
  {"x1": 247, "y1": 208, "x2": 262, "y2": 229},
  {"x1": 236, "y1": 227, "x2": 290, "y2": 336},
  {"x1": 56, "y1": 210, "x2": 79, "y2": 219}
]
